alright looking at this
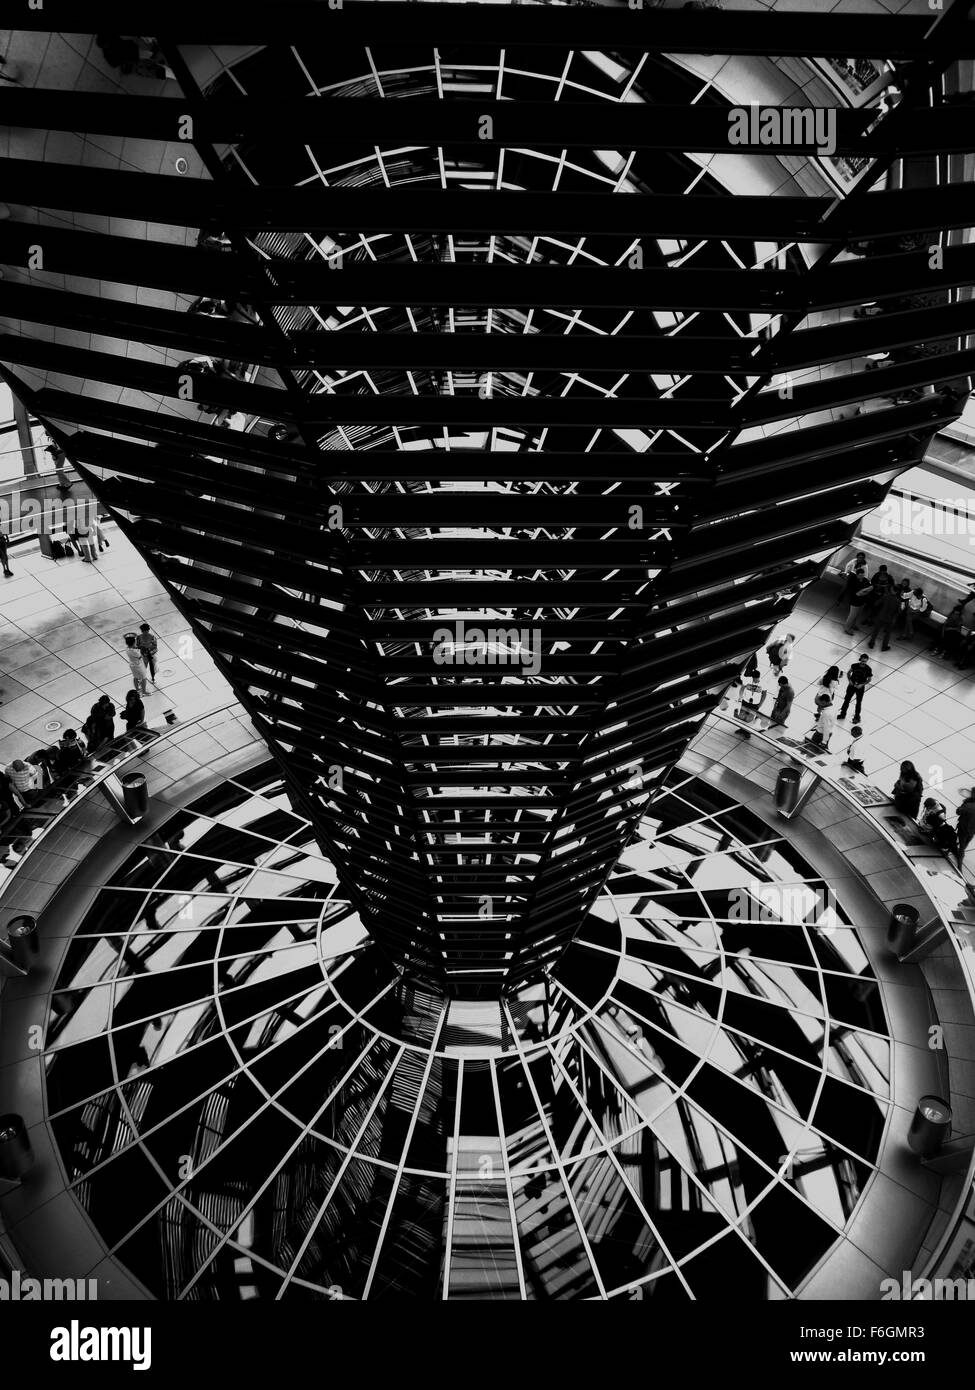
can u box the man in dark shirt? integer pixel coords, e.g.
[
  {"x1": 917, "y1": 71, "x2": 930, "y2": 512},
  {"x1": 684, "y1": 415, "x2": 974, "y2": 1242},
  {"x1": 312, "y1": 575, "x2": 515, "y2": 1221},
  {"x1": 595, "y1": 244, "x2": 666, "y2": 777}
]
[
  {"x1": 838, "y1": 655, "x2": 872, "y2": 722},
  {"x1": 868, "y1": 589, "x2": 902, "y2": 652}
]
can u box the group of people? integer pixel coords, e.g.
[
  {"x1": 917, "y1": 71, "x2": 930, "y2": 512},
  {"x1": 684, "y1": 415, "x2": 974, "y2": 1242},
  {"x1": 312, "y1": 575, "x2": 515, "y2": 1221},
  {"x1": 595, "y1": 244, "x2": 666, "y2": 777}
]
[
  {"x1": 0, "y1": 693, "x2": 148, "y2": 827},
  {"x1": 0, "y1": 513, "x2": 110, "y2": 574},
  {"x1": 757, "y1": 635, "x2": 875, "y2": 749},
  {"x1": 1, "y1": 622, "x2": 160, "y2": 830},
  {"x1": 893, "y1": 766, "x2": 975, "y2": 873},
  {"x1": 124, "y1": 624, "x2": 159, "y2": 694},
  {"x1": 733, "y1": 632, "x2": 975, "y2": 872},
  {"x1": 930, "y1": 599, "x2": 975, "y2": 669},
  {"x1": 839, "y1": 554, "x2": 930, "y2": 651},
  {"x1": 54, "y1": 513, "x2": 110, "y2": 564}
]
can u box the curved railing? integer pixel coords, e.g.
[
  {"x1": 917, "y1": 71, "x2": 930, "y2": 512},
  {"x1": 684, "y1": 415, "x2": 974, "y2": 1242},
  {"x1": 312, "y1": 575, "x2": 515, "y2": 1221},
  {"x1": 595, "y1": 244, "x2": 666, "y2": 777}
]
[
  {"x1": 689, "y1": 708, "x2": 975, "y2": 1284},
  {"x1": 0, "y1": 699, "x2": 248, "y2": 906},
  {"x1": 0, "y1": 727, "x2": 161, "y2": 880}
]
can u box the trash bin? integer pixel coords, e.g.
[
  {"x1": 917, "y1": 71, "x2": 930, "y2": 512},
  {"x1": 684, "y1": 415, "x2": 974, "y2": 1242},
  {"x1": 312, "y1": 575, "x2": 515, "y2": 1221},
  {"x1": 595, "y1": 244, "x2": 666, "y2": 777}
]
[
  {"x1": 0, "y1": 1113, "x2": 33, "y2": 1182},
  {"x1": 774, "y1": 767, "x2": 801, "y2": 814},
  {"x1": 888, "y1": 903, "x2": 920, "y2": 956},
  {"x1": 908, "y1": 1095, "x2": 952, "y2": 1158},
  {"x1": 120, "y1": 771, "x2": 148, "y2": 821},
  {"x1": 6, "y1": 914, "x2": 38, "y2": 972}
]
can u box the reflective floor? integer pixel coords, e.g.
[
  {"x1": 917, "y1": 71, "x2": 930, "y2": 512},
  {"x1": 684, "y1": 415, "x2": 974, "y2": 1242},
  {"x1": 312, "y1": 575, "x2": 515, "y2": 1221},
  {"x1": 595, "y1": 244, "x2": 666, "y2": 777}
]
[
  {"x1": 763, "y1": 578, "x2": 975, "y2": 835},
  {"x1": 40, "y1": 761, "x2": 894, "y2": 1299},
  {"x1": 0, "y1": 524, "x2": 231, "y2": 763}
]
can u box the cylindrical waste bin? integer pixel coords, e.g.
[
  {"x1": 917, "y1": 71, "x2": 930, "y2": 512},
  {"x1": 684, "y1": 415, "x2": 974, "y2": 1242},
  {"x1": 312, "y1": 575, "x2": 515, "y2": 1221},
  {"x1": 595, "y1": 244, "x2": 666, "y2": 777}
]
[
  {"x1": 120, "y1": 771, "x2": 149, "y2": 821},
  {"x1": 888, "y1": 903, "x2": 921, "y2": 956},
  {"x1": 908, "y1": 1095, "x2": 952, "y2": 1158},
  {"x1": 6, "y1": 914, "x2": 38, "y2": 972},
  {"x1": 0, "y1": 1113, "x2": 33, "y2": 1182},
  {"x1": 774, "y1": 767, "x2": 801, "y2": 815}
]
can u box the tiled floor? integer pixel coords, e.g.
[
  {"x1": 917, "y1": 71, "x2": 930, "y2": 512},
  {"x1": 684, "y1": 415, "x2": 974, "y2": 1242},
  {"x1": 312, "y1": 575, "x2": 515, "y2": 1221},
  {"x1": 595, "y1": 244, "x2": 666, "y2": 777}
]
[
  {"x1": 762, "y1": 578, "x2": 975, "y2": 815},
  {"x1": 3, "y1": 528, "x2": 975, "y2": 818},
  {"x1": 0, "y1": 526, "x2": 232, "y2": 763}
]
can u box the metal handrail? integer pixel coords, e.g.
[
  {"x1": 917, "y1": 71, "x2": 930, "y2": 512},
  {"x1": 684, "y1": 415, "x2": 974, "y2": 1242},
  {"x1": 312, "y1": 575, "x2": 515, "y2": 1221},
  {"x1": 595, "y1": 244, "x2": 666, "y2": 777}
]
[
  {"x1": 698, "y1": 707, "x2": 975, "y2": 1279},
  {"x1": 0, "y1": 699, "x2": 239, "y2": 897}
]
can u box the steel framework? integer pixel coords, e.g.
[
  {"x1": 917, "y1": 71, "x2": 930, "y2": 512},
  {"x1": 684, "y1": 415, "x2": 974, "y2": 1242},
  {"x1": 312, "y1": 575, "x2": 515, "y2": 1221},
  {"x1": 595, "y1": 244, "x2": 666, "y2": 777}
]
[{"x1": 0, "y1": 1, "x2": 972, "y2": 992}]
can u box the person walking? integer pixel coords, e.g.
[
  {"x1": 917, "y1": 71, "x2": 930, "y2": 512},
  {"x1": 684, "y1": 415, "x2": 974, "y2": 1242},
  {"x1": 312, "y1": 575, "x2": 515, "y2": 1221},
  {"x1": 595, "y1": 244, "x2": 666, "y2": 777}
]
[
  {"x1": 867, "y1": 587, "x2": 901, "y2": 651},
  {"x1": 892, "y1": 761, "x2": 924, "y2": 818},
  {"x1": 124, "y1": 634, "x2": 149, "y2": 694},
  {"x1": 957, "y1": 789, "x2": 975, "y2": 867},
  {"x1": 93, "y1": 514, "x2": 110, "y2": 552},
  {"x1": 0, "y1": 531, "x2": 12, "y2": 578},
  {"x1": 843, "y1": 576, "x2": 874, "y2": 634},
  {"x1": 838, "y1": 654, "x2": 873, "y2": 722},
  {"x1": 768, "y1": 675, "x2": 794, "y2": 728},
  {"x1": 765, "y1": 633, "x2": 795, "y2": 677},
  {"x1": 136, "y1": 622, "x2": 158, "y2": 685},
  {"x1": 122, "y1": 689, "x2": 147, "y2": 732}
]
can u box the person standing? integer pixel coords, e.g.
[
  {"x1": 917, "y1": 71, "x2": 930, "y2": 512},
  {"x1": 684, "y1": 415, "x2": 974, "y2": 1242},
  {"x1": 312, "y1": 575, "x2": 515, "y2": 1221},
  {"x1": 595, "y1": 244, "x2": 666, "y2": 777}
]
[
  {"x1": 96, "y1": 695, "x2": 117, "y2": 744},
  {"x1": 868, "y1": 587, "x2": 902, "y2": 651},
  {"x1": 0, "y1": 766, "x2": 18, "y2": 819},
  {"x1": 838, "y1": 654, "x2": 873, "y2": 722},
  {"x1": 81, "y1": 702, "x2": 104, "y2": 750},
  {"x1": 843, "y1": 576, "x2": 874, "y2": 635},
  {"x1": 861, "y1": 566, "x2": 894, "y2": 626},
  {"x1": 892, "y1": 761, "x2": 924, "y2": 818},
  {"x1": 809, "y1": 697, "x2": 835, "y2": 749},
  {"x1": 56, "y1": 729, "x2": 87, "y2": 776},
  {"x1": 122, "y1": 690, "x2": 147, "y2": 731},
  {"x1": 842, "y1": 725, "x2": 867, "y2": 774},
  {"x1": 768, "y1": 675, "x2": 794, "y2": 728},
  {"x1": 899, "y1": 586, "x2": 927, "y2": 640},
  {"x1": 933, "y1": 602, "x2": 966, "y2": 659},
  {"x1": 815, "y1": 665, "x2": 841, "y2": 706},
  {"x1": 957, "y1": 789, "x2": 975, "y2": 867},
  {"x1": 839, "y1": 553, "x2": 868, "y2": 605},
  {"x1": 136, "y1": 622, "x2": 158, "y2": 685},
  {"x1": 0, "y1": 530, "x2": 12, "y2": 578},
  {"x1": 74, "y1": 516, "x2": 97, "y2": 562},
  {"x1": 5, "y1": 759, "x2": 40, "y2": 805},
  {"x1": 124, "y1": 634, "x2": 149, "y2": 694}
]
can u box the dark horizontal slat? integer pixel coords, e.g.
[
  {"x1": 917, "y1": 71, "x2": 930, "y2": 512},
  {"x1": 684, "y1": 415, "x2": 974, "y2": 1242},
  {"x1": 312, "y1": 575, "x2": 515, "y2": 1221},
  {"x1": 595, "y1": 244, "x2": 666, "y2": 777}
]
[
  {"x1": 7, "y1": 222, "x2": 975, "y2": 313},
  {"x1": 5, "y1": 158, "x2": 974, "y2": 240},
  {"x1": 12, "y1": 4, "x2": 970, "y2": 57},
  {"x1": 15, "y1": 92, "x2": 974, "y2": 156}
]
